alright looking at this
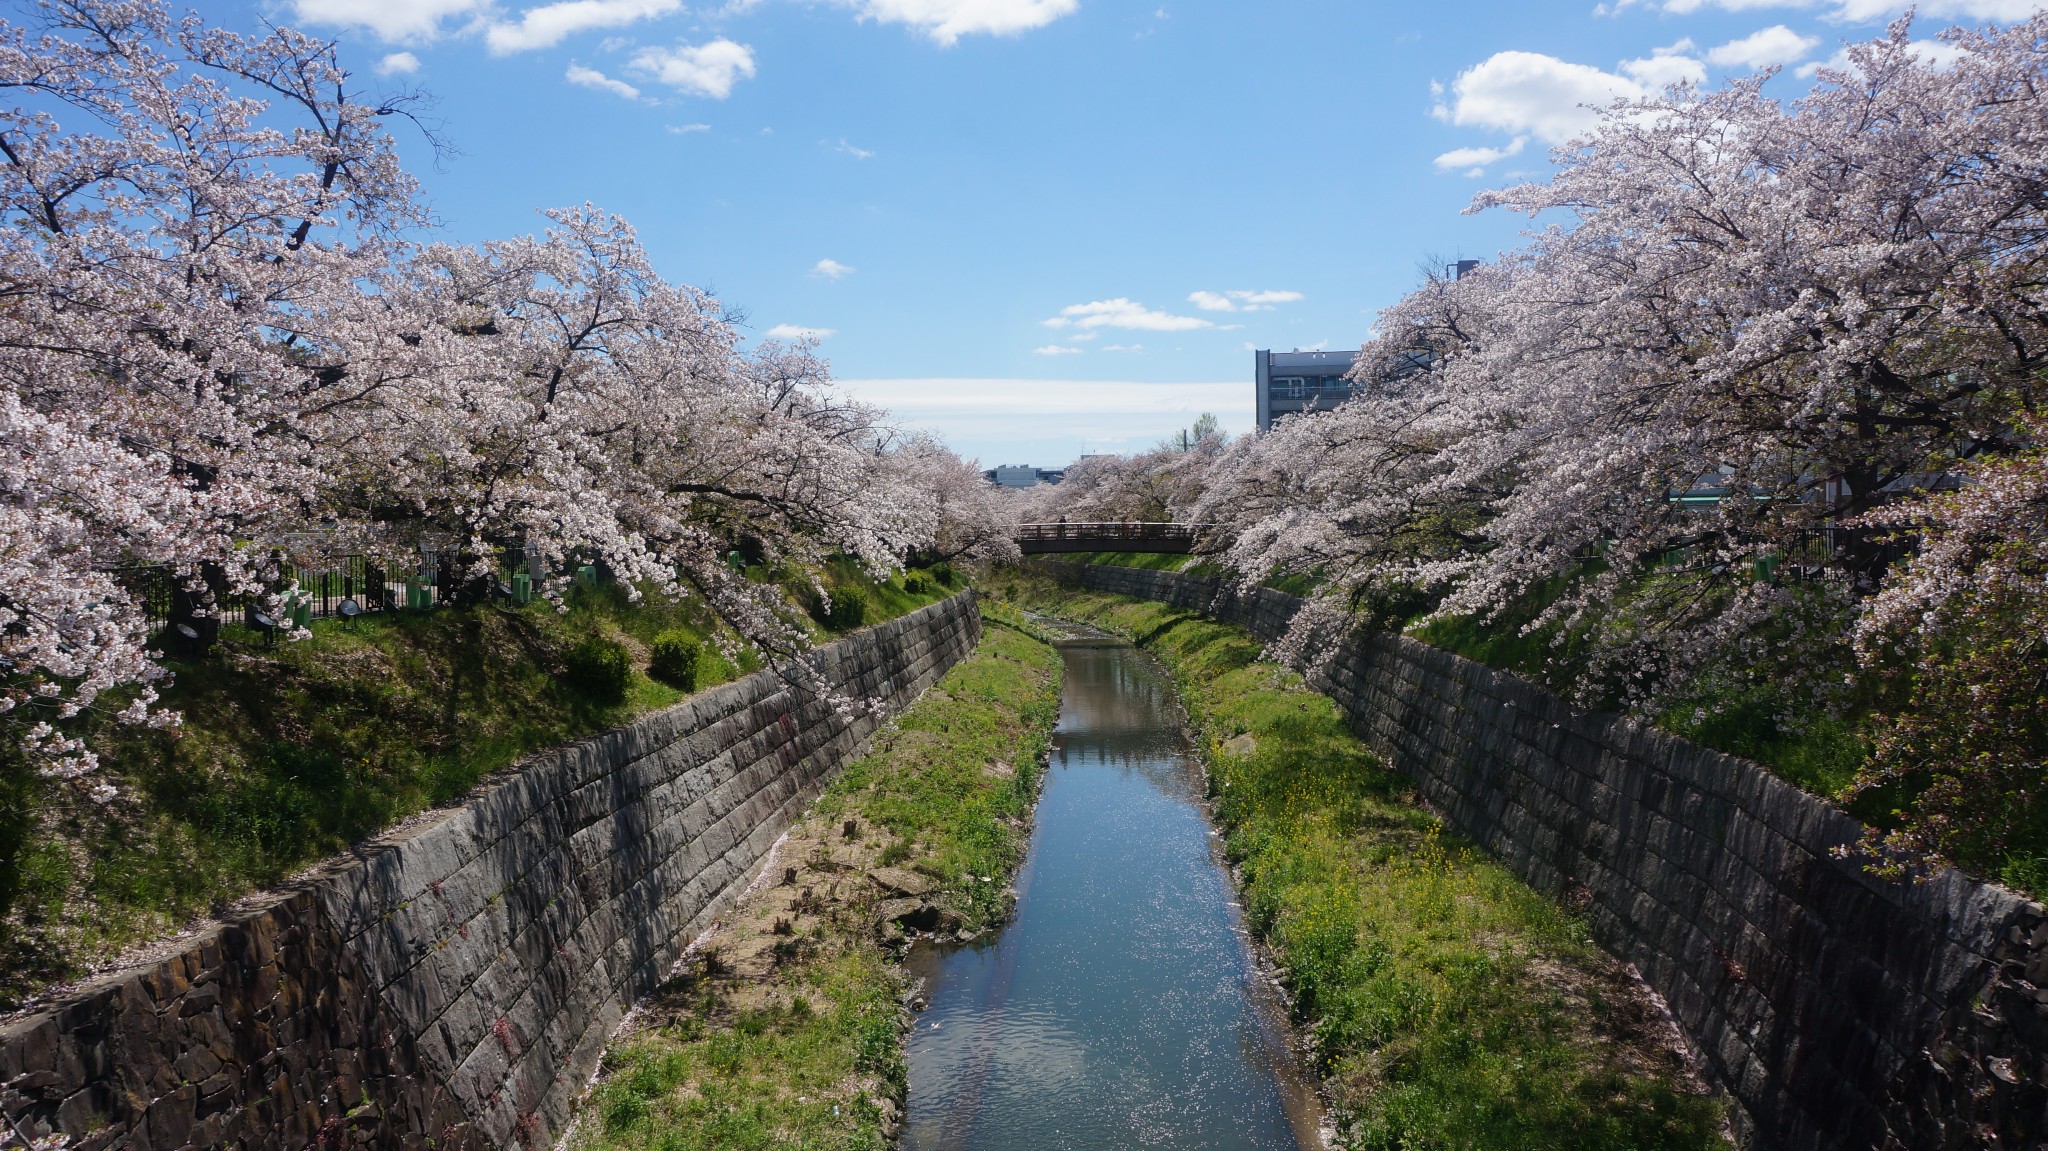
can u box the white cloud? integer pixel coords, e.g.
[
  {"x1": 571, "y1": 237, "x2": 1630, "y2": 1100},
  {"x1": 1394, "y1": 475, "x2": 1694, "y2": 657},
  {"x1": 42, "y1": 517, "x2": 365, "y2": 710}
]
[
  {"x1": 631, "y1": 39, "x2": 757, "y2": 99},
  {"x1": 1908, "y1": 39, "x2": 1971, "y2": 66},
  {"x1": 1043, "y1": 298, "x2": 1213, "y2": 332},
  {"x1": 668, "y1": 122, "x2": 711, "y2": 133},
  {"x1": 1102, "y1": 343, "x2": 1143, "y2": 352},
  {"x1": 1187, "y1": 289, "x2": 1305, "y2": 312},
  {"x1": 1033, "y1": 344, "x2": 1085, "y2": 356},
  {"x1": 844, "y1": 0, "x2": 1079, "y2": 46},
  {"x1": 1707, "y1": 25, "x2": 1818, "y2": 69},
  {"x1": 836, "y1": 139, "x2": 876, "y2": 159},
  {"x1": 376, "y1": 51, "x2": 422, "y2": 75},
  {"x1": 1796, "y1": 47, "x2": 1847, "y2": 76},
  {"x1": 1433, "y1": 136, "x2": 1526, "y2": 171},
  {"x1": 839, "y1": 378, "x2": 1243, "y2": 419},
  {"x1": 1620, "y1": 40, "x2": 1706, "y2": 88},
  {"x1": 765, "y1": 323, "x2": 835, "y2": 340},
  {"x1": 1437, "y1": 51, "x2": 1646, "y2": 143},
  {"x1": 1662, "y1": 0, "x2": 2023, "y2": 14},
  {"x1": 288, "y1": 0, "x2": 487, "y2": 43},
  {"x1": 834, "y1": 378, "x2": 1250, "y2": 467},
  {"x1": 1837, "y1": 0, "x2": 2041, "y2": 15},
  {"x1": 566, "y1": 63, "x2": 641, "y2": 99},
  {"x1": 1797, "y1": 37, "x2": 1969, "y2": 77},
  {"x1": 1662, "y1": 0, "x2": 1812, "y2": 13},
  {"x1": 812, "y1": 258, "x2": 855, "y2": 280},
  {"x1": 485, "y1": 0, "x2": 681, "y2": 53}
]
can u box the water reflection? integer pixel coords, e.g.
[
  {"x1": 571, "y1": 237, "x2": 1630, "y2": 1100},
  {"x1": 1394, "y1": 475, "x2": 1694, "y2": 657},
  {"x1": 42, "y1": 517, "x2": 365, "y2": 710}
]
[{"x1": 904, "y1": 637, "x2": 1316, "y2": 1151}]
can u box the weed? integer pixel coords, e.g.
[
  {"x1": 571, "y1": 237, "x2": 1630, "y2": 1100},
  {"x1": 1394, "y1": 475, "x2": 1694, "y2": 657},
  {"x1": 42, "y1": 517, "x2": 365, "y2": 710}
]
[
  {"x1": 646, "y1": 631, "x2": 702, "y2": 691},
  {"x1": 563, "y1": 635, "x2": 633, "y2": 705}
]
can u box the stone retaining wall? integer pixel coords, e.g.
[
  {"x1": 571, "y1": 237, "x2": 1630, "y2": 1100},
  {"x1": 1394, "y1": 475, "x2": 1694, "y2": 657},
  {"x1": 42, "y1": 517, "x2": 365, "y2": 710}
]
[
  {"x1": 1043, "y1": 562, "x2": 2048, "y2": 1151},
  {"x1": 0, "y1": 591, "x2": 981, "y2": 1151}
]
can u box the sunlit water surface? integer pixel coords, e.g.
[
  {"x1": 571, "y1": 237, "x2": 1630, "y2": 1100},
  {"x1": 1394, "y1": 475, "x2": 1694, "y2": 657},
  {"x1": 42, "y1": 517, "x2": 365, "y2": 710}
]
[{"x1": 903, "y1": 634, "x2": 1318, "y2": 1151}]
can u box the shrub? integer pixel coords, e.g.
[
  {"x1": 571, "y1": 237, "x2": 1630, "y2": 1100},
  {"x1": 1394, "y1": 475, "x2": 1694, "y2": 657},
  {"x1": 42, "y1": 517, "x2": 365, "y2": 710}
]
[
  {"x1": 563, "y1": 635, "x2": 632, "y2": 705},
  {"x1": 648, "y1": 631, "x2": 701, "y2": 691},
  {"x1": 904, "y1": 572, "x2": 930, "y2": 595},
  {"x1": 810, "y1": 586, "x2": 870, "y2": 631},
  {"x1": 930, "y1": 562, "x2": 955, "y2": 586}
]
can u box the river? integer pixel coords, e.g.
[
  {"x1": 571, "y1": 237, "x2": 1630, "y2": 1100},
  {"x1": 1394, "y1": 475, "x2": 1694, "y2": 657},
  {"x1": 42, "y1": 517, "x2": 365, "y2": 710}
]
[{"x1": 902, "y1": 631, "x2": 1322, "y2": 1151}]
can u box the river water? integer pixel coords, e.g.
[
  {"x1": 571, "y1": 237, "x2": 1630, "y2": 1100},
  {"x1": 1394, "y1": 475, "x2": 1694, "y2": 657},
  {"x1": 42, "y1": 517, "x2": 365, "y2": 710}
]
[{"x1": 902, "y1": 632, "x2": 1320, "y2": 1151}]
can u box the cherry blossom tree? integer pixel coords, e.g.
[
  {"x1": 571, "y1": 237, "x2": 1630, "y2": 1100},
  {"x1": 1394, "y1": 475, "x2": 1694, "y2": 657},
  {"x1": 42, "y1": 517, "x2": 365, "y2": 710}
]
[
  {"x1": 0, "y1": 0, "x2": 971, "y2": 788},
  {"x1": 1844, "y1": 412, "x2": 2048, "y2": 878},
  {"x1": 1025, "y1": 419, "x2": 1231, "y2": 526},
  {"x1": 316, "y1": 207, "x2": 944, "y2": 665},
  {"x1": 1199, "y1": 16, "x2": 2048, "y2": 710},
  {"x1": 884, "y1": 435, "x2": 1020, "y2": 565},
  {"x1": 0, "y1": 0, "x2": 428, "y2": 780}
]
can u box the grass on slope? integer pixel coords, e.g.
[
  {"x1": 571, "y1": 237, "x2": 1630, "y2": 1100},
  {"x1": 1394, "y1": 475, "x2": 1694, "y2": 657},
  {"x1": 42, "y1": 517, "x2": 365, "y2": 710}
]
[
  {"x1": 999, "y1": 578, "x2": 1726, "y2": 1151},
  {"x1": 1043, "y1": 549, "x2": 1198, "y2": 571},
  {"x1": 1051, "y1": 554, "x2": 1875, "y2": 842},
  {"x1": 573, "y1": 613, "x2": 1062, "y2": 1151},
  {"x1": 0, "y1": 564, "x2": 962, "y2": 1012}
]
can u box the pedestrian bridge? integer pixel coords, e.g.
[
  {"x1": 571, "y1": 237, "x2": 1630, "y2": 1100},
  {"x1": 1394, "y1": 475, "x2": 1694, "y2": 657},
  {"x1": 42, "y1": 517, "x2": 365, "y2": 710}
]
[{"x1": 1014, "y1": 522, "x2": 1199, "y2": 554}]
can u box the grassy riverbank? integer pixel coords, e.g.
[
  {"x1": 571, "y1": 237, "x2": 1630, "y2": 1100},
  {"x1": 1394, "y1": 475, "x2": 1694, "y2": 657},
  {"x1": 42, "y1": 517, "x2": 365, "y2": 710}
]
[
  {"x1": 1038, "y1": 557, "x2": 1897, "y2": 881},
  {"x1": 1031, "y1": 549, "x2": 1198, "y2": 570},
  {"x1": 569, "y1": 611, "x2": 1062, "y2": 1151},
  {"x1": 0, "y1": 563, "x2": 960, "y2": 1012},
  {"x1": 1001, "y1": 577, "x2": 1725, "y2": 1151}
]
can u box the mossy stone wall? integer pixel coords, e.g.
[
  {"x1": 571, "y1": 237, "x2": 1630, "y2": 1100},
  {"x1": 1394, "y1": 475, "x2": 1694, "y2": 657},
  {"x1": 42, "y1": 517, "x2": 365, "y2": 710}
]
[
  {"x1": 0, "y1": 592, "x2": 980, "y2": 1150},
  {"x1": 1041, "y1": 562, "x2": 2045, "y2": 1151}
]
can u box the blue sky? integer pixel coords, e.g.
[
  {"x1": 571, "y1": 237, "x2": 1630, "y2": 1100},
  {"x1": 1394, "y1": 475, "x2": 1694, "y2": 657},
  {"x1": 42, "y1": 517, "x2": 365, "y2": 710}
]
[{"x1": 258, "y1": 0, "x2": 2028, "y2": 467}]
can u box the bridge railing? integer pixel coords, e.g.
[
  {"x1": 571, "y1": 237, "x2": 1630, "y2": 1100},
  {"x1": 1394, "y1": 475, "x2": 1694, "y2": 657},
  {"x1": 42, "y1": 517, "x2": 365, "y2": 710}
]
[{"x1": 1014, "y1": 522, "x2": 1204, "y2": 553}]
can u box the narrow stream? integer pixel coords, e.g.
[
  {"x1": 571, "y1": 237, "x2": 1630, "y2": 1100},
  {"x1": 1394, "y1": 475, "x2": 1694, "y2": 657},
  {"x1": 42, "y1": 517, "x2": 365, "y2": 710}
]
[{"x1": 903, "y1": 632, "x2": 1321, "y2": 1151}]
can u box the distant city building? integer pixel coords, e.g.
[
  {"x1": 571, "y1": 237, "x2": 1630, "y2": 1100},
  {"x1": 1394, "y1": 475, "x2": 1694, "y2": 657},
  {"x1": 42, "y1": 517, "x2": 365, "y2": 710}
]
[
  {"x1": 1253, "y1": 263, "x2": 1477, "y2": 433},
  {"x1": 984, "y1": 464, "x2": 1066, "y2": 488},
  {"x1": 1254, "y1": 348, "x2": 1363, "y2": 431}
]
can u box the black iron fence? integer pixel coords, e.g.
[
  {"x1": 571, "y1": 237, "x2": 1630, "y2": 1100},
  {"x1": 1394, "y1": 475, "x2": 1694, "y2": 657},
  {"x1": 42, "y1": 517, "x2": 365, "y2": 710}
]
[
  {"x1": 107, "y1": 545, "x2": 543, "y2": 642},
  {"x1": 1770, "y1": 525, "x2": 1917, "y2": 584},
  {"x1": 1644, "y1": 524, "x2": 1917, "y2": 584}
]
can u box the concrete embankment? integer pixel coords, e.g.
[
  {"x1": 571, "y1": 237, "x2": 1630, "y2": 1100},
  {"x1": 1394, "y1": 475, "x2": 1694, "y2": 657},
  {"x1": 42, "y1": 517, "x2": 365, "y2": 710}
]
[
  {"x1": 1034, "y1": 561, "x2": 2048, "y2": 1151},
  {"x1": 0, "y1": 592, "x2": 980, "y2": 1150}
]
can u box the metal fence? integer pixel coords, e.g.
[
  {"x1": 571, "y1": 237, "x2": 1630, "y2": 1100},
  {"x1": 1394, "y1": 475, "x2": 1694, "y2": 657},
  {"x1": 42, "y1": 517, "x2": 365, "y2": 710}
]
[
  {"x1": 1768, "y1": 525, "x2": 1916, "y2": 583},
  {"x1": 107, "y1": 545, "x2": 541, "y2": 640},
  {"x1": 1646, "y1": 525, "x2": 1917, "y2": 584}
]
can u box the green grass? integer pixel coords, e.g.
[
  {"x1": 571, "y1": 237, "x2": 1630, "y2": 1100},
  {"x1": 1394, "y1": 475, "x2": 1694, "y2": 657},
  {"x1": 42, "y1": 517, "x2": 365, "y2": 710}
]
[
  {"x1": 0, "y1": 567, "x2": 961, "y2": 1011},
  {"x1": 1656, "y1": 683, "x2": 1870, "y2": 800},
  {"x1": 574, "y1": 613, "x2": 1063, "y2": 1151},
  {"x1": 1052, "y1": 553, "x2": 1878, "y2": 825},
  {"x1": 998, "y1": 577, "x2": 1725, "y2": 1151},
  {"x1": 808, "y1": 612, "x2": 1063, "y2": 931},
  {"x1": 1043, "y1": 549, "x2": 1199, "y2": 571},
  {"x1": 1411, "y1": 576, "x2": 1876, "y2": 815},
  {"x1": 581, "y1": 947, "x2": 907, "y2": 1151}
]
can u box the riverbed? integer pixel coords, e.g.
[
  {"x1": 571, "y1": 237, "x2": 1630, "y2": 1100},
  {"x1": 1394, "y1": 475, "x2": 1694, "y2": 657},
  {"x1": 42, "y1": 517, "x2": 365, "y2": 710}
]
[{"x1": 902, "y1": 631, "x2": 1322, "y2": 1151}]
